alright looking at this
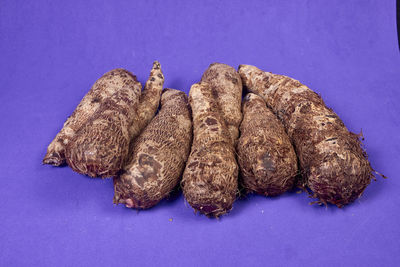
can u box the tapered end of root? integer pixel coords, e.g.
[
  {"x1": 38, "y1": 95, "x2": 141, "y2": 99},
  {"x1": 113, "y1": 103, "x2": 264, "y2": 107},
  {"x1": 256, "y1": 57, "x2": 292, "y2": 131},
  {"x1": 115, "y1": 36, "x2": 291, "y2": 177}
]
[
  {"x1": 184, "y1": 194, "x2": 234, "y2": 218},
  {"x1": 152, "y1": 61, "x2": 161, "y2": 70},
  {"x1": 43, "y1": 152, "x2": 65, "y2": 166},
  {"x1": 113, "y1": 174, "x2": 160, "y2": 210},
  {"x1": 145, "y1": 60, "x2": 164, "y2": 87}
]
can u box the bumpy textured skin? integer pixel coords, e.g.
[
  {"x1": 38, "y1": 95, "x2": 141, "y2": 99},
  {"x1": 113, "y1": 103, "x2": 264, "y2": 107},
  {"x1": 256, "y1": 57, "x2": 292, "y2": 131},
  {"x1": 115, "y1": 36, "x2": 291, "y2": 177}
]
[
  {"x1": 238, "y1": 64, "x2": 374, "y2": 207},
  {"x1": 65, "y1": 83, "x2": 141, "y2": 178},
  {"x1": 182, "y1": 83, "x2": 239, "y2": 217},
  {"x1": 43, "y1": 68, "x2": 136, "y2": 166},
  {"x1": 237, "y1": 93, "x2": 298, "y2": 196},
  {"x1": 113, "y1": 89, "x2": 192, "y2": 209},
  {"x1": 134, "y1": 61, "x2": 164, "y2": 137},
  {"x1": 48, "y1": 61, "x2": 164, "y2": 177},
  {"x1": 201, "y1": 63, "x2": 243, "y2": 144}
]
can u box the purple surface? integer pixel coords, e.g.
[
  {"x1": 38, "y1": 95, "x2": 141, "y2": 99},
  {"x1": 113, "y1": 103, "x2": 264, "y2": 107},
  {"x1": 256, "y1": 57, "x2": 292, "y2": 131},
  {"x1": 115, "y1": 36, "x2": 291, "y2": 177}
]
[{"x1": 1, "y1": 0, "x2": 399, "y2": 266}]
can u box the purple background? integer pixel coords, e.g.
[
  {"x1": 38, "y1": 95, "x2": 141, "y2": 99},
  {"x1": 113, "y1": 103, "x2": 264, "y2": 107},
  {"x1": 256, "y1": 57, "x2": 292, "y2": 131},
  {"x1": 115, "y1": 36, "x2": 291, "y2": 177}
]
[{"x1": 1, "y1": 0, "x2": 399, "y2": 266}]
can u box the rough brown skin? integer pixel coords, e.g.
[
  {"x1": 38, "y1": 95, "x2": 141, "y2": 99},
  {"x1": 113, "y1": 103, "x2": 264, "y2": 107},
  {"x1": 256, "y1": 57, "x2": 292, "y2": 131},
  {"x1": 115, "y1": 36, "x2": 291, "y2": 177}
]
[
  {"x1": 201, "y1": 63, "x2": 243, "y2": 144},
  {"x1": 65, "y1": 84, "x2": 141, "y2": 178},
  {"x1": 113, "y1": 89, "x2": 192, "y2": 209},
  {"x1": 238, "y1": 64, "x2": 375, "y2": 207},
  {"x1": 45, "y1": 61, "x2": 164, "y2": 177},
  {"x1": 237, "y1": 93, "x2": 298, "y2": 196},
  {"x1": 134, "y1": 61, "x2": 165, "y2": 137},
  {"x1": 181, "y1": 83, "x2": 238, "y2": 217},
  {"x1": 66, "y1": 62, "x2": 163, "y2": 178},
  {"x1": 43, "y1": 68, "x2": 136, "y2": 166}
]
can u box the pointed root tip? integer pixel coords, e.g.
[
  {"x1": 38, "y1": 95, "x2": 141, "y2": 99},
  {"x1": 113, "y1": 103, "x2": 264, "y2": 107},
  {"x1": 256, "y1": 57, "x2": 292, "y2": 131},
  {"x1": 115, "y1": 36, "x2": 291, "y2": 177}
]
[
  {"x1": 42, "y1": 155, "x2": 64, "y2": 166},
  {"x1": 152, "y1": 61, "x2": 161, "y2": 70}
]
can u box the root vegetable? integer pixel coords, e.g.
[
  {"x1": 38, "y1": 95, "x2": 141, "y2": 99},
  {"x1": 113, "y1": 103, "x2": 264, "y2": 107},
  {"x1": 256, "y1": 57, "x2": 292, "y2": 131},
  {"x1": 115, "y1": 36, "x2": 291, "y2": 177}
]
[
  {"x1": 66, "y1": 62, "x2": 163, "y2": 177},
  {"x1": 238, "y1": 64, "x2": 375, "y2": 207},
  {"x1": 201, "y1": 63, "x2": 243, "y2": 143},
  {"x1": 134, "y1": 61, "x2": 165, "y2": 137},
  {"x1": 182, "y1": 82, "x2": 238, "y2": 217},
  {"x1": 43, "y1": 68, "x2": 138, "y2": 166},
  {"x1": 113, "y1": 89, "x2": 192, "y2": 209},
  {"x1": 237, "y1": 93, "x2": 298, "y2": 196},
  {"x1": 44, "y1": 62, "x2": 164, "y2": 178}
]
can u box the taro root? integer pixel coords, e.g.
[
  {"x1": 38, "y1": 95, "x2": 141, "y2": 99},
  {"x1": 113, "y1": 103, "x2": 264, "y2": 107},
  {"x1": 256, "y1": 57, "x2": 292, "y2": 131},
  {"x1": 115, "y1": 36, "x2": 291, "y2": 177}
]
[
  {"x1": 44, "y1": 61, "x2": 164, "y2": 178},
  {"x1": 237, "y1": 93, "x2": 298, "y2": 196},
  {"x1": 43, "y1": 68, "x2": 138, "y2": 166},
  {"x1": 134, "y1": 62, "x2": 166, "y2": 138},
  {"x1": 238, "y1": 64, "x2": 375, "y2": 207},
  {"x1": 201, "y1": 63, "x2": 243, "y2": 144},
  {"x1": 181, "y1": 82, "x2": 239, "y2": 217},
  {"x1": 113, "y1": 89, "x2": 192, "y2": 209}
]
